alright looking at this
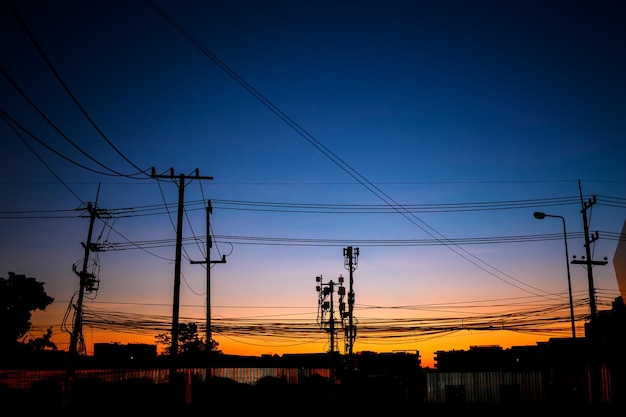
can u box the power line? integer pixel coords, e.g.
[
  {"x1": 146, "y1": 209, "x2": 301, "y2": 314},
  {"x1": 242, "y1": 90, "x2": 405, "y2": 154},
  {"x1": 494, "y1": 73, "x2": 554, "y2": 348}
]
[
  {"x1": 7, "y1": 0, "x2": 150, "y2": 178},
  {"x1": 3, "y1": 194, "x2": 625, "y2": 218},
  {"x1": 144, "y1": 2, "x2": 626, "y2": 298},
  {"x1": 0, "y1": 68, "x2": 135, "y2": 177},
  {"x1": 78, "y1": 290, "x2": 619, "y2": 345},
  {"x1": 1, "y1": 111, "x2": 85, "y2": 203}
]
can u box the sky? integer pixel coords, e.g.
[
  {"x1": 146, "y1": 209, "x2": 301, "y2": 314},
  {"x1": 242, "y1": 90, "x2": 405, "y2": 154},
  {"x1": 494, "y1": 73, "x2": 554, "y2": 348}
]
[{"x1": 1, "y1": 0, "x2": 625, "y2": 368}]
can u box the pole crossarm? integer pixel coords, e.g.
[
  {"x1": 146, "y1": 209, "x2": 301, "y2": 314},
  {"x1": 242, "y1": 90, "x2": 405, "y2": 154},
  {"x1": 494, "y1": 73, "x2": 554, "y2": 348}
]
[
  {"x1": 571, "y1": 259, "x2": 608, "y2": 266},
  {"x1": 150, "y1": 167, "x2": 214, "y2": 181},
  {"x1": 190, "y1": 256, "x2": 227, "y2": 265}
]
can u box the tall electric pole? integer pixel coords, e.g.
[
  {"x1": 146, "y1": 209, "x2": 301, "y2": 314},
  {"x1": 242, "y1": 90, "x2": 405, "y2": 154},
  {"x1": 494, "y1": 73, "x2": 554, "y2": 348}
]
[
  {"x1": 571, "y1": 182, "x2": 607, "y2": 328},
  {"x1": 68, "y1": 201, "x2": 106, "y2": 367},
  {"x1": 68, "y1": 202, "x2": 97, "y2": 361},
  {"x1": 571, "y1": 180, "x2": 607, "y2": 403},
  {"x1": 190, "y1": 201, "x2": 226, "y2": 366},
  {"x1": 150, "y1": 168, "x2": 213, "y2": 382},
  {"x1": 65, "y1": 187, "x2": 109, "y2": 404}
]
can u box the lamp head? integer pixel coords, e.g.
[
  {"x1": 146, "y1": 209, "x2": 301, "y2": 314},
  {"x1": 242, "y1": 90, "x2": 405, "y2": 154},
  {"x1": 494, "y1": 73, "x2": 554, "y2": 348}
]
[{"x1": 533, "y1": 212, "x2": 546, "y2": 220}]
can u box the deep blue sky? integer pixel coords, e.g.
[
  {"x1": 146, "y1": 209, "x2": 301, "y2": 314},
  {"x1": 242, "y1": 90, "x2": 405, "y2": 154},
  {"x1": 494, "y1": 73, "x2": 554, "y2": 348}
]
[{"x1": 1, "y1": 0, "x2": 625, "y2": 366}]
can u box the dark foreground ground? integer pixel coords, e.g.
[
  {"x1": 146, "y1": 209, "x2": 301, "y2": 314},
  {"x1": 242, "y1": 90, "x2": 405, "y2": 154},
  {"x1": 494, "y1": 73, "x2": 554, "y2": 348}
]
[{"x1": 3, "y1": 375, "x2": 624, "y2": 415}]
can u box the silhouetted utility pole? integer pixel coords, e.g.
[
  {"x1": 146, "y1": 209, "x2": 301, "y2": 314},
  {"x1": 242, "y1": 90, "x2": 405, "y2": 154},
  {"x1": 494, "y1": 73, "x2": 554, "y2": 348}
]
[
  {"x1": 571, "y1": 183, "x2": 608, "y2": 327},
  {"x1": 150, "y1": 168, "x2": 213, "y2": 383},
  {"x1": 65, "y1": 188, "x2": 109, "y2": 405},
  {"x1": 571, "y1": 180, "x2": 607, "y2": 403},
  {"x1": 69, "y1": 203, "x2": 106, "y2": 360},
  {"x1": 68, "y1": 202, "x2": 97, "y2": 362},
  {"x1": 69, "y1": 185, "x2": 107, "y2": 358},
  {"x1": 190, "y1": 201, "x2": 226, "y2": 364}
]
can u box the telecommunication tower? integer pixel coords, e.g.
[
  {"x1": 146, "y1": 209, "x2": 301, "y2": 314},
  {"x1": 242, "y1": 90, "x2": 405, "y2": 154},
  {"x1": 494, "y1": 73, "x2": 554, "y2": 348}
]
[
  {"x1": 316, "y1": 274, "x2": 344, "y2": 354},
  {"x1": 342, "y1": 246, "x2": 359, "y2": 355},
  {"x1": 315, "y1": 246, "x2": 359, "y2": 355}
]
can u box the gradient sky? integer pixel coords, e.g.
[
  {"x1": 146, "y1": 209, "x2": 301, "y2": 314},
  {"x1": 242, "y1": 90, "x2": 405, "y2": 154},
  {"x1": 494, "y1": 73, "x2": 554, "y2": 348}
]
[{"x1": 1, "y1": 0, "x2": 625, "y2": 368}]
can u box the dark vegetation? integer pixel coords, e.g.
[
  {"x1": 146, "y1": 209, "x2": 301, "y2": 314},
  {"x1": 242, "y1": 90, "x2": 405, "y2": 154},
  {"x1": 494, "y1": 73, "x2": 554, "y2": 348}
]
[{"x1": 0, "y1": 272, "x2": 55, "y2": 356}]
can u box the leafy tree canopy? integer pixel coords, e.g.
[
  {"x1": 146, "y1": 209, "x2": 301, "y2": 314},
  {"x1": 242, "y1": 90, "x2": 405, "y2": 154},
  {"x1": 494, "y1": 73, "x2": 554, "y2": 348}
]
[{"x1": 0, "y1": 271, "x2": 55, "y2": 352}]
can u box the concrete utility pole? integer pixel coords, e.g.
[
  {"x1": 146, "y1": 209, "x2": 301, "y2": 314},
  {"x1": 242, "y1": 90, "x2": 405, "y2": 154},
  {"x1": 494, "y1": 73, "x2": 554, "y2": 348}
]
[
  {"x1": 190, "y1": 201, "x2": 226, "y2": 358},
  {"x1": 571, "y1": 180, "x2": 607, "y2": 403},
  {"x1": 68, "y1": 202, "x2": 101, "y2": 362},
  {"x1": 571, "y1": 182, "x2": 607, "y2": 327},
  {"x1": 65, "y1": 187, "x2": 109, "y2": 404},
  {"x1": 68, "y1": 202, "x2": 95, "y2": 360},
  {"x1": 150, "y1": 168, "x2": 213, "y2": 382}
]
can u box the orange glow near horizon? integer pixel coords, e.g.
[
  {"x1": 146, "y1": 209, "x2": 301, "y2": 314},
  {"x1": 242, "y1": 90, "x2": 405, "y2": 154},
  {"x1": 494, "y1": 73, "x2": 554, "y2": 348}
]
[
  {"x1": 29, "y1": 258, "x2": 617, "y2": 370},
  {"x1": 42, "y1": 325, "x2": 569, "y2": 369}
]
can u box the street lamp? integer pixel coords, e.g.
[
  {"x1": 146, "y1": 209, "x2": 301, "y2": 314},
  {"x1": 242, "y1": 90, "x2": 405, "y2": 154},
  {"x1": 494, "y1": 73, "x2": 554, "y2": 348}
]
[{"x1": 533, "y1": 211, "x2": 576, "y2": 339}]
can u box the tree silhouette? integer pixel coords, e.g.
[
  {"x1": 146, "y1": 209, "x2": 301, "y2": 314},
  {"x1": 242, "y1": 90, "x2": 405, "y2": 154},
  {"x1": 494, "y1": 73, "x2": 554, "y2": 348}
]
[
  {"x1": 155, "y1": 322, "x2": 221, "y2": 355},
  {"x1": 0, "y1": 271, "x2": 55, "y2": 354},
  {"x1": 27, "y1": 327, "x2": 57, "y2": 351}
]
